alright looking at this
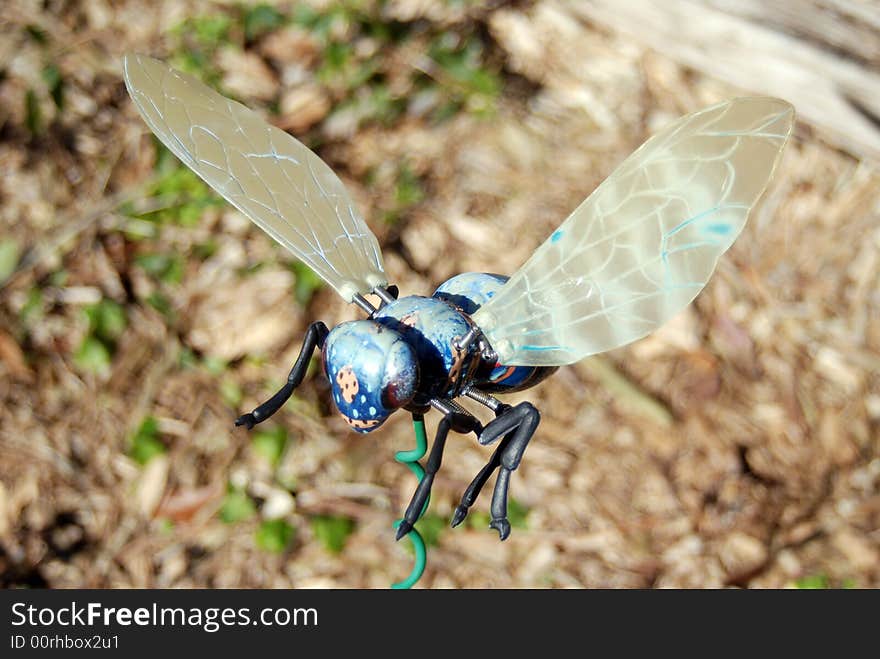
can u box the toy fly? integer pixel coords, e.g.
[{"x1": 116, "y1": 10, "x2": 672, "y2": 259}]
[{"x1": 123, "y1": 55, "x2": 794, "y2": 541}]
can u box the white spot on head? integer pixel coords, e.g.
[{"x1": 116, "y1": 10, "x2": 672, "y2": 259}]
[
  {"x1": 369, "y1": 406, "x2": 376, "y2": 415},
  {"x1": 360, "y1": 395, "x2": 366, "y2": 403},
  {"x1": 351, "y1": 409, "x2": 359, "y2": 418}
]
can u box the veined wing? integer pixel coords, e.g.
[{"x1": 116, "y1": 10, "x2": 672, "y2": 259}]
[
  {"x1": 473, "y1": 97, "x2": 794, "y2": 366},
  {"x1": 123, "y1": 54, "x2": 387, "y2": 302}
]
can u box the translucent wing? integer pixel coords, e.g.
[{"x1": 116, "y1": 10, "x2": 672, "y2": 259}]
[
  {"x1": 473, "y1": 97, "x2": 794, "y2": 366},
  {"x1": 122, "y1": 54, "x2": 386, "y2": 302}
]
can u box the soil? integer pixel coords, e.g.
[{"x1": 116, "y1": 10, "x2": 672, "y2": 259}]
[{"x1": 1, "y1": 0, "x2": 877, "y2": 588}]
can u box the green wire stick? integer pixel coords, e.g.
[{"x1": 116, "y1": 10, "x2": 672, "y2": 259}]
[{"x1": 391, "y1": 414, "x2": 429, "y2": 589}]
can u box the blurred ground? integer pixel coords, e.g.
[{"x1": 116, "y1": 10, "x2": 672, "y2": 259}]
[{"x1": 0, "y1": 0, "x2": 878, "y2": 588}]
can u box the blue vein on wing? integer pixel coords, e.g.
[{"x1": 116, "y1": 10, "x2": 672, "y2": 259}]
[{"x1": 665, "y1": 205, "x2": 721, "y2": 237}]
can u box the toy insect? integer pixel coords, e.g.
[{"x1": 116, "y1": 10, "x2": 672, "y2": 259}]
[{"x1": 123, "y1": 54, "x2": 793, "y2": 548}]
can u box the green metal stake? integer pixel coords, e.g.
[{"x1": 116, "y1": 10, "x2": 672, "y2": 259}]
[{"x1": 391, "y1": 414, "x2": 429, "y2": 589}]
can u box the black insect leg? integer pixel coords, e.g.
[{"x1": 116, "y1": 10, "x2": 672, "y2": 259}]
[
  {"x1": 450, "y1": 404, "x2": 513, "y2": 529},
  {"x1": 464, "y1": 402, "x2": 540, "y2": 540},
  {"x1": 234, "y1": 321, "x2": 329, "y2": 429},
  {"x1": 450, "y1": 445, "x2": 503, "y2": 528},
  {"x1": 395, "y1": 402, "x2": 481, "y2": 541},
  {"x1": 485, "y1": 402, "x2": 540, "y2": 540}
]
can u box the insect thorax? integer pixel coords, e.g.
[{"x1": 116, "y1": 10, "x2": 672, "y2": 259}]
[{"x1": 374, "y1": 296, "x2": 477, "y2": 405}]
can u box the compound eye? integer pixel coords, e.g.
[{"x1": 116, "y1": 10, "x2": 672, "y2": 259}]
[
  {"x1": 380, "y1": 341, "x2": 418, "y2": 409},
  {"x1": 382, "y1": 380, "x2": 411, "y2": 409}
]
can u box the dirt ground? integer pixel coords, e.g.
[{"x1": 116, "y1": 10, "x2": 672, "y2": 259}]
[{"x1": 1, "y1": 0, "x2": 878, "y2": 588}]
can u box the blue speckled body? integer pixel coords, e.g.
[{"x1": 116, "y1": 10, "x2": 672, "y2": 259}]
[
  {"x1": 323, "y1": 273, "x2": 556, "y2": 433},
  {"x1": 375, "y1": 295, "x2": 474, "y2": 405}
]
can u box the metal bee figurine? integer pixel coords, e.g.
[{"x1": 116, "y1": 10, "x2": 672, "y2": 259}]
[{"x1": 123, "y1": 55, "x2": 794, "y2": 545}]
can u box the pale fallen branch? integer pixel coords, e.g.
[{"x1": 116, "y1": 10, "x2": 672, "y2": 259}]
[{"x1": 571, "y1": 0, "x2": 880, "y2": 161}]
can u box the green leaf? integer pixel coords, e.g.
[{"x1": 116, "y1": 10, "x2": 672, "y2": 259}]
[
  {"x1": 25, "y1": 88, "x2": 42, "y2": 135},
  {"x1": 73, "y1": 336, "x2": 111, "y2": 374},
  {"x1": 507, "y1": 498, "x2": 529, "y2": 529},
  {"x1": 431, "y1": 99, "x2": 462, "y2": 123},
  {"x1": 310, "y1": 515, "x2": 356, "y2": 554},
  {"x1": 135, "y1": 253, "x2": 184, "y2": 284},
  {"x1": 382, "y1": 162, "x2": 426, "y2": 225},
  {"x1": 160, "y1": 255, "x2": 184, "y2": 284},
  {"x1": 139, "y1": 153, "x2": 221, "y2": 227},
  {"x1": 153, "y1": 141, "x2": 183, "y2": 175},
  {"x1": 320, "y1": 42, "x2": 353, "y2": 79},
  {"x1": 395, "y1": 162, "x2": 425, "y2": 208},
  {"x1": 255, "y1": 519, "x2": 295, "y2": 553},
  {"x1": 173, "y1": 13, "x2": 233, "y2": 47},
  {"x1": 252, "y1": 426, "x2": 288, "y2": 466},
  {"x1": 219, "y1": 489, "x2": 256, "y2": 523},
  {"x1": 49, "y1": 270, "x2": 68, "y2": 286},
  {"x1": 146, "y1": 292, "x2": 175, "y2": 321},
  {"x1": 244, "y1": 4, "x2": 285, "y2": 41},
  {"x1": 465, "y1": 510, "x2": 490, "y2": 530},
  {"x1": 85, "y1": 299, "x2": 127, "y2": 344},
  {"x1": 219, "y1": 377, "x2": 242, "y2": 407},
  {"x1": 25, "y1": 25, "x2": 48, "y2": 44},
  {"x1": 290, "y1": 261, "x2": 323, "y2": 306},
  {"x1": 193, "y1": 240, "x2": 218, "y2": 260},
  {"x1": 347, "y1": 60, "x2": 380, "y2": 90},
  {"x1": 176, "y1": 203, "x2": 207, "y2": 227},
  {"x1": 366, "y1": 83, "x2": 405, "y2": 125},
  {"x1": 414, "y1": 513, "x2": 446, "y2": 548},
  {"x1": 19, "y1": 288, "x2": 44, "y2": 324},
  {"x1": 42, "y1": 63, "x2": 63, "y2": 109},
  {"x1": 178, "y1": 347, "x2": 199, "y2": 370},
  {"x1": 292, "y1": 4, "x2": 348, "y2": 39},
  {"x1": 169, "y1": 49, "x2": 220, "y2": 86},
  {"x1": 428, "y1": 35, "x2": 501, "y2": 118},
  {"x1": 291, "y1": 5, "x2": 321, "y2": 29},
  {"x1": 195, "y1": 14, "x2": 232, "y2": 43},
  {"x1": 201, "y1": 355, "x2": 227, "y2": 375},
  {"x1": 0, "y1": 239, "x2": 20, "y2": 284},
  {"x1": 460, "y1": 502, "x2": 527, "y2": 530},
  {"x1": 129, "y1": 416, "x2": 166, "y2": 465},
  {"x1": 795, "y1": 574, "x2": 830, "y2": 589}
]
